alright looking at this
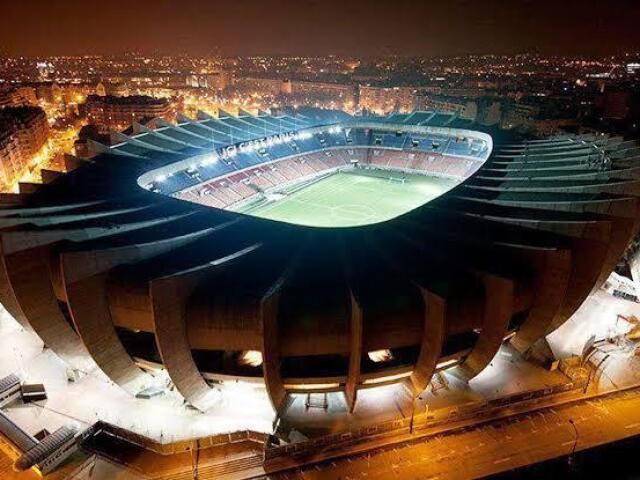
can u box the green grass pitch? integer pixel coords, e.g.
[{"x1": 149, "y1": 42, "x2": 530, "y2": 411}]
[{"x1": 235, "y1": 169, "x2": 457, "y2": 228}]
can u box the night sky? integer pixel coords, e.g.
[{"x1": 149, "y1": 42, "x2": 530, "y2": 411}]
[{"x1": 1, "y1": 0, "x2": 639, "y2": 57}]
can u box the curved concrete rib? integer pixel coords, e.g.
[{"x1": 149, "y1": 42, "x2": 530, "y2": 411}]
[
  {"x1": 3, "y1": 246, "x2": 94, "y2": 371},
  {"x1": 546, "y1": 236, "x2": 611, "y2": 334},
  {"x1": 64, "y1": 272, "x2": 150, "y2": 393},
  {"x1": 0, "y1": 213, "x2": 191, "y2": 255},
  {"x1": 510, "y1": 249, "x2": 572, "y2": 354},
  {"x1": 0, "y1": 213, "x2": 191, "y2": 333},
  {"x1": 0, "y1": 243, "x2": 29, "y2": 330},
  {"x1": 60, "y1": 231, "x2": 212, "y2": 394},
  {"x1": 261, "y1": 288, "x2": 288, "y2": 415},
  {"x1": 593, "y1": 212, "x2": 640, "y2": 291},
  {"x1": 480, "y1": 210, "x2": 622, "y2": 335},
  {"x1": 453, "y1": 274, "x2": 514, "y2": 382},
  {"x1": 405, "y1": 288, "x2": 446, "y2": 396},
  {"x1": 0, "y1": 200, "x2": 104, "y2": 218},
  {"x1": 344, "y1": 290, "x2": 363, "y2": 412},
  {"x1": 0, "y1": 205, "x2": 150, "y2": 229},
  {"x1": 150, "y1": 271, "x2": 219, "y2": 412}
]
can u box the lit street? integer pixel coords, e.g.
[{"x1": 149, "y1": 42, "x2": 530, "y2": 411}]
[{"x1": 268, "y1": 387, "x2": 640, "y2": 480}]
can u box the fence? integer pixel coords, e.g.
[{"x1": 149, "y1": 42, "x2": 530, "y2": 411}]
[{"x1": 82, "y1": 421, "x2": 267, "y2": 456}]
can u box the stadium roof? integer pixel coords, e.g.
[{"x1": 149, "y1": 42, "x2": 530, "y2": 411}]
[{"x1": 0, "y1": 108, "x2": 638, "y2": 418}]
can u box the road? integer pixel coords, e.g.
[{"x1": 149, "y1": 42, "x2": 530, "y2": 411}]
[{"x1": 266, "y1": 387, "x2": 640, "y2": 480}]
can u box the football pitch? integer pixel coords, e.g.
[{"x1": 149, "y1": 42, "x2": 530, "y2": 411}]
[{"x1": 235, "y1": 170, "x2": 457, "y2": 227}]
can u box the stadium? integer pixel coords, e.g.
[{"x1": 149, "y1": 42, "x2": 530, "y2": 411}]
[{"x1": 0, "y1": 105, "x2": 639, "y2": 451}]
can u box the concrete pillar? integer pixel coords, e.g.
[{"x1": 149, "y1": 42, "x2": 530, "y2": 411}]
[
  {"x1": 405, "y1": 288, "x2": 446, "y2": 396},
  {"x1": 453, "y1": 274, "x2": 514, "y2": 382},
  {"x1": 344, "y1": 290, "x2": 362, "y2": 412}
]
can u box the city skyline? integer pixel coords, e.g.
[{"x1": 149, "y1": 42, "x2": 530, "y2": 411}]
[{"x1": 1, "y1": 0, "x2": 639, "y2": 57}]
